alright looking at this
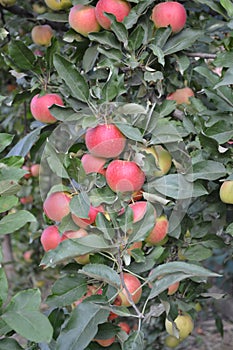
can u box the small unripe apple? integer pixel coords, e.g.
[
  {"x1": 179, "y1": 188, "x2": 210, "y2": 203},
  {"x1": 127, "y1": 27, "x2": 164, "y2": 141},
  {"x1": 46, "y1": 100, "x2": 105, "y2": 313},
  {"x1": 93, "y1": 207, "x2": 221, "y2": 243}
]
[
  {"x1": 32, "y1": 3, "x2": 47, "y2": 14},
  {"x1": 151, "y1": 2, "x2": 186, "y2": 33},
  {"x1": 166, "y1": 87, "x2": 194, "y2": 105},
  {"x1": 85, "y1": 124, "x2": 126, "y2": 158},
  {"x1": 30, "y1": 164, "x2": 40, "y2": 177},
  {"x1": 95, "y1": 0, "x2": 131, "y2": 30},
  {"x1": 117, "y1": 272, "x2": 142, "y2": 307},
  {"x1": 40, "y1": 225, "x2": 61, "y2": 251},
  {"x1": 145, "y1": 215, "x2": 169, "y2": 245},
  {"x1": 71, "y1": 205, "x2": 104, "y2": 228},
  {"x1": 106, "y1": 160, "x2": 145, "y2": 193},
  {"x1": 69, "y1": 5, "x2": 101, "y2": 37},
  {"x1": 219, "y1": 180, "x2": 233, "y2": 204},
  {"x1": 30, "y1": 93, "x2": 64, "y2": 124},
  {"x1": 145, "y1": 145, "x2": 172, "y2": 177},
  {"x1": 43, "y1": 191, "x2": 71, "y2": 222},
  {"x1": 81, "y1": 154, "x2": 106, "y2": 175},
  {"x1": 31, "y1": 25, "x2": 53, "y2": 46},
  {"x1": 164, "y1": 335, "x2": 180, "y2": 348},
  {"x1": 0, "y1": 0, "x2": 16, "y2": 6},
  {"x1": 118, "y1": 322, "x2": 131, "y2": 334},
  {"x1": 44, "y1": 0, "x2": 71, "y2": 11},
  {"x1": 165, "y1": 313, "x2": 194, "y2": 340}
]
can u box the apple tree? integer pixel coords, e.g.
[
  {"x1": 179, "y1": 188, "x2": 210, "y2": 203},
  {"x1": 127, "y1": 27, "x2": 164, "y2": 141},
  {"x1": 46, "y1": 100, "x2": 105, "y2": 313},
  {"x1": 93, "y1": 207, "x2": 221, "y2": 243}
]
[{"x1": 0, "y1": 0, "x2": 233, "y2": 349}]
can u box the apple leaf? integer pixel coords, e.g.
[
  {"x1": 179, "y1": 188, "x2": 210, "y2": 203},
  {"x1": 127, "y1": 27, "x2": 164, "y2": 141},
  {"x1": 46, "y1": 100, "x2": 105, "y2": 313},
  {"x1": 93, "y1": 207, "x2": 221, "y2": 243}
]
[
  {"x1": 0, "y1": 338, "x2": 24, "y2": 350},
  {"x1": 0, "y1": 133, "x2": 14, "y2": 152},
  {"x1": 122, "y1": 330, "x2": 144, "y2": 350},
  {"x1": 80, "y1": 264, "x2": 121, "y2": 289},
  {"x1": 0, "y1": 210, "x2": 36, "y2": 236}
]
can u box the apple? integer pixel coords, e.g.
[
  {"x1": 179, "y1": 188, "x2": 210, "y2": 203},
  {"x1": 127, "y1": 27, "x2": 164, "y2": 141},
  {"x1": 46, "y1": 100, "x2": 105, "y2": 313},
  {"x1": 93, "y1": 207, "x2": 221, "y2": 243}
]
[
  {"x1": 71, "y1": 204, "x2": 104, "y2": 228},
  {"x1": 168, "y1": 281, "x2": 180, "y2": 295},
  {"x1": 85, "y1": 124, "x2": 126, "y2": 158},
  {"x1": 128, "y1": 201, "x2": 148, "y2": 223},
  {"x1": 94, "y1": 337, "x2": 115, "y2": 347},
  {"x1": 30, "y1": 93, "x2": 64, "y2": 124},
  {"x1": 30, "y1": 164, "x2": 40, "y2": 177},
  {"x1": 31, "y1": 25, "x2": 53, "y2": 46},
  {"x1": 165, "y1": 313, "x2": 194, "y2": 340},
  {"x1": 20, "y1": 195, "x2": 33, "y2": 204},
  {"x1": 145, "y1": 215, "x2": 169, "y2": 245},
  {"x1": 69, "y1": 5, "x2": 101, "y2": 37},
  {"x1": 23, "y1": 250, "x2": 33, "y2": 262},
  {"x1": 127, "y1": 241, "x2": 143, "y2": 256},
  {"x1": 145, "y1": 145, "x2": 172, "y2": 177},
  {"x1": 164, "y1": 335, "x2": 180, "y2": 348},
  {"x1": 106, "y1": 160, "x2": 146, "y2": 193},
  {"x1": 44, "y1": 0, "x2": 71, "y2": 11},
  {"x1": 61, "y1": 229, "x2": 90, "y2": 264},
  {"x1": 95, "y1": 0, "x2": 131, "y2": 30},
  {"x1": 32, "y1": 3, "x2": 46, "y2": 14},
  {"x1": 43, "y1": 191, "x2": 71, "y2": 222},
  {"x1": 40, "y1": 225, "x2": 61, "y2": 251},
  {"x1": 74, "y1": 284, "x2": 102, "y2": 307},
  {"x1": 22, "y1": 165, "x2": 31, "y2": 179},
  {"x1": 117, "y1": 272, "x2": 142, "y2": 307},
  {"x1": 118, "y1": 322, "x2": 130, "y2": 334},
  {"x1": 81, "y1": 153, "x2": 106, "y2": 175},
  {"x1": 0, "y1": 0, "x2": 16, "y2": 6},
  {"x1": 219, "y1": 180, "x2": 233, "y2": 204},
  {"x1": 151, "y1": 2, "x2": 186, "y2": 33},
  {"x1": 166, "y1": 87, "x2": 194, "y2": 105}
]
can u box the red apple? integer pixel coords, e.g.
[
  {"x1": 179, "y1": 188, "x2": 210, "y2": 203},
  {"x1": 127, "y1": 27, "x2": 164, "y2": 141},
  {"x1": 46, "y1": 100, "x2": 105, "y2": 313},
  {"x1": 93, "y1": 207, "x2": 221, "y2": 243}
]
[
  {"x1": 95, "y1": 0, "x2": 131, "y2": 29},
  {"x1": 69, "y1": 5, "x2": 101, "y2": 37},
  {"x1": 43, "y1": 191, "x2": 71, "y2": 222},
  {"x1": 81, "y1": 153, "x2": 106, "y2": 175},
  {"x1": 85, "y1": 124, "x2": 126, "y2": 158},
  {"x1": 168, "y1": 281, "x2": 180, "y2": 295},
  {"x1": 118, "y1": 322, "x2": 131, "y2": 334},
  {"x1": 30, "y1": 164, "x2": 40, "y2": 177},
  {"x1": 145, "y1": 215, "x2": 169, "y2": 245},
  {"x1": 219, "y1": 180, "x2": 233, "y2": 204},
  {"x1": 166, "y1": 87, "x2": 194, "y2": 105},
  {"x1": 94, "y1": 337, "x2": 115, "y2": 347},
  {"x1": 40, "y1": 225, "x2": 61, "y2": 251},
  {"x1": 71, "y1": 204, "x2": 104, "y2": 228},
  {"x1": 30, "y1": 93, "x2": 64, "y2": 124},
  {"x1": 23, "y1": 250, "x2": 33, "y2": 262},
  {"x1": 127, "y1": 241, "x2": 143, "y2": 255},
  {"x1": 151, "y1": 2, "x2": 186, "y2": 33},
  {"x1": 117, "y1": 272, "x2": 142, "y2": 307},
  {"x1": 106, "y1": 160, "x2": 145, "y2": 193},
  {"x1": 129, "y1": 201, "x2": 150, "y2": 223},
  {"x1": 31, "y1": 24, "x2": 53, "y2": 46},
  {"x1": 20, "y1": 195, "x2": 33, "y2": 204},
  {"x1": 22, "y1": 165, "x2": 31, "y2": 179}
]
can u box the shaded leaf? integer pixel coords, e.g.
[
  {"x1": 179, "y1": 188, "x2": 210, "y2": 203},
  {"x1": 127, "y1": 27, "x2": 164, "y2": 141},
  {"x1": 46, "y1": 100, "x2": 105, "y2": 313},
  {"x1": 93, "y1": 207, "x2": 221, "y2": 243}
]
[
  {"x1": 80, "y1": 264, "x2": 121, "y2": 289},
  {"x1": 0, "y1": 210, "x2": 36, "y2": 235},
  {"x1": 0, "y1": 133, "x2": 14, "y2": 152}
]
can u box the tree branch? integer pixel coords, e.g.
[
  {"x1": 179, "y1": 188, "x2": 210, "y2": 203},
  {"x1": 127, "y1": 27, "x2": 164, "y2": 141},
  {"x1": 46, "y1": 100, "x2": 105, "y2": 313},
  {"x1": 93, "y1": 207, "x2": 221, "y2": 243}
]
[{"x1": 185, "y1": 52, "x2": 217, "y2": 59}]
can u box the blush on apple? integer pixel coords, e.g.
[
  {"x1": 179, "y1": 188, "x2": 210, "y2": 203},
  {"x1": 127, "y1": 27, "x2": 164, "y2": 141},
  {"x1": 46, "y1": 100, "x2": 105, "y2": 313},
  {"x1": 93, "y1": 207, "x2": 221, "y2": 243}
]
[
  {"x1": 30, "y1": 164, "x2": 40, "y2": 177},
  {"x1": 43, "y1": 191, "x2": 71, "y2": 222},
  {"x1": 116, "y1": 272, "x2": 142, "y2": 307},
  {"x1": 31, "y1": 24, "x2": 53, "y2": 46},
  {"x1": 145, "y1": 215, "x2": 169, "y2": 245},
  {"x1": 69, "y1": 4, "x2": 101, "y2": 37},
  {"x1": 151, "y1": 1, "x2": 186, "y2": 33},
  {"x1": 71, "y1": 204, "x2": 104, "y2": 228},
  {"x1": 40, "y1": 225, "x2": 61, "y2": 251},
  {"x1": 95, "y1": 0, "x2": 131, "y2": 30},
  {"x1": 81, "y1": 153, "x2": 107, "y2": 175},
  {"x1": 166, "y1": 87, "x2": 194, "y2": 105},
  {"x1": 30, "y1": 93, "x2": 64, "y2": 124}
]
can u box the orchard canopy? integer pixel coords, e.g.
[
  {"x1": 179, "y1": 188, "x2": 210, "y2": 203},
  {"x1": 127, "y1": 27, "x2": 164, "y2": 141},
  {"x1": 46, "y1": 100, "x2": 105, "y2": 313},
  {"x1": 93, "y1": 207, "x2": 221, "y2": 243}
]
[{"x1": 0, "y1": 1, "x2": 232, "y2": 349}]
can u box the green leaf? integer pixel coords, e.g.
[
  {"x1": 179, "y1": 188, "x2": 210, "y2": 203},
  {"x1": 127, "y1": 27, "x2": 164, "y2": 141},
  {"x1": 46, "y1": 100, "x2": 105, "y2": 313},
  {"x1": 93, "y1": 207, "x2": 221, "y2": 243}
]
[
  {"x1": 128, "y1": 25, "x2": 144, "y2": 51},
  {"x1": 70, "y1": 192, "x2": 90, "y2": 219},
  {"x1": 0, "y1": 268, "x2": 8, "y2": 306},
  {"x1": 144, "y1": 71, "x2": 164, "y2": 82},
  {"x1": 43, "y1": 142, "x2": 70, "y2": 179},
  {"x1": 150, "y1": 174, "x2": 193, "y2": 200},
  {"x1": 110, "y1": 19, "x2": 128, "y2": 45},
  {"x1": 0, "y1": 210, "x2": 36, "y2": 236},
  {"x1": 204, "y1": 121, "x2": 233, "y2": 144},
  {"x1": 122, "y1": 330, "x2": 144, "y2": 350},
  {"x1": 214, "y1": 67, "x2": 233, "y2": 88},
  {"x1": 7, "y1": 127, "x2": 44, "y2": 157},
  {"x1": 88, "y1": 31, "x2": 121, "y2": 49},
  {"x1": 186, "y1": 160, "x2": 226, "y2": 181},
  {"x1": 163, "y1": 29, "x2": 204, "y2": 55},
  {"x1": 220, "y1": 0, "x2": 233, "y2": 16},
  {"x1": 95, "y1": 213, "x2": 115, "y2": 241},
  {"x1": 80, "y1": 264, "x2": 121, "y2": 289},
  {"x1": 0, "y1": 133, "x2": 14, "y2": 152},
  {"x1": 53, "y1": 54, "x2": 89, "y2": 103},
  {"x1": 116, "y1": 103, "x2": 147, "y2": 115},
  {"x1": 89, "y1": 187, "x2": 116, "y2": 207},
  {"x1": 0, "y1": 180, "x2": 21, "y2": 196},
  {"x1": 183, "y1": 245, "x2": 212, "y2": 261},
  {"x1": 0, "y1": 338, "x2": 24, "y2": 350},
  {"x1": 5, "y1": 289, "x2": 41, "y2": 312},
  {"x1": 149, "y1": 45, "x2": 165, "y2": 66},
  {"x1": 0, "y1": 195, "x2": 18, "y2": 213},
  {"x1": 56, "y1": 302, "x2": 109, "y2": 350},
  {"x1": 128, "y1": 203, "x2": 155, "y2": 243},
  {"x1": 114, "y1": 122, "x2": 144, "y2": 142},
  {"x1": 82, "y1": 45, "x2": 99, "y2": 72},
  {"x1": 8, "y1": 40, "x2": 36, "y2": 71}
]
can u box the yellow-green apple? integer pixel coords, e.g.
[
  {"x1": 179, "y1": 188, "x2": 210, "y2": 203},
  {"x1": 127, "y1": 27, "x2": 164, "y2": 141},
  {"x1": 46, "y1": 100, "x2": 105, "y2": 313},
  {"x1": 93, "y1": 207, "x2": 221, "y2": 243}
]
[
  {"x1": 31, "y1": 25, "x2": 53, "y2": 46},
  {"x1": 61, "y1": 228, "x2": 90, "y2": 264},
  {"x1": 32, "y1": 3, "x2": 46, "y2": 14},
  {"x1": 95, "y1": 0, "x2": 131, "y2": 29},
  {"x1": 30, "y1": 164, "x2": 40, "y2": 177},
  {"x1": 40, "y1": 225, "x2": 61, "y2": 251},
  {"x1": 81, "y1": 153, "x2": 106, "y2": 175},
  {"x1": 43, "y1": 191, "x2": 71, "y2": 222},
  {"x1": 106, "y1": 160, "x2": 145, "y2": 193},
  {"x1": 118, "y1": 322, "x2": 131, "y2": 334},
  {"x1": 151, "y1": 2, "x2": 186, "y2": 33},
  {"x1": 44, "y1": 0, "x2": 71, "y2": 11},
  {"x1": 0, "y1": 0, "x2": 16, "y2": 6},
  {"x1": 116, "y1": 272, "x2": 142, "y2": 307},
  {"x1": 30, "y1": 93, "x2": 64, "y2": 124},
  {"x1": 145, "y1": 215, "x2": 169, "y2": 245},
  {"x1": 71, "y1": 204, "x2": 104, "y2": 228},
  {"x1": 164, "y1": 335, "x2": 180, "y2": 348},
  {"x1": 145, "y1": 145, "x2": 172, "y2": 177},
  {"x1": 20, "y1": 195, "x2": 33, "y2": 204},
  {"x1": 69, "y1": 5, "x2": 101, "y2": 37},
  {"x1": 219, "y1": 180, "x2": 233, "y2": 204},
  {"x1": 165, "y1": 313, "x2": 194, "y2": 340},
  {"x1": 85, "y1": 124, "x2": 126, "y2": 158},
  {"x1": 166, "y1": 87, "x2": 194, "y2": 105}
]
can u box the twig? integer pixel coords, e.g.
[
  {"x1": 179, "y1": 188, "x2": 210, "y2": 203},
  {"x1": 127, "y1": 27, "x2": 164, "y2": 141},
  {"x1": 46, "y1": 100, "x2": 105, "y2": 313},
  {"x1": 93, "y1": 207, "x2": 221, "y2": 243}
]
[{"x1": 185, "y1": 52, "x2": 217, "y2": 59}]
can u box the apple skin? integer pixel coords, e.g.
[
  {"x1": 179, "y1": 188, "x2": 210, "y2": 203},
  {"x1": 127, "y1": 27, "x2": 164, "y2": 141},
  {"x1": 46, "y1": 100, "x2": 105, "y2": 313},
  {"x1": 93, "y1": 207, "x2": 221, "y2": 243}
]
[
  {"x1": 117, "y1": 272, "x2": 142, "y2": 307},
  {"x1": 43, "y1": 191, "x2": 71, "y2": 222},
  {"x1": 219, "y1": 180, "x2": 233, "y2": 204},
  {"x1": 71, "y1": 205, "x2": 104, "y2": 228},
  {"x1": 151, "y1": 2, "x2": 186, "y2": 33},
  {"x1": 145, "y1": 215, "x2": 169, "y2": 245},
  {"x1": 145, "y1": 145, "x2": 172, "y2": 177},
  {"x1": 31, "y1": 25, "x2": 53, "y2": 46},
  {"x1": 106, "y1": 160, "x2": 146, "y2": 193},
  {"x1": 165, "y1": 313, "x2": 194, "y2": 340},
  {"x1": 85, "y1": 124, "x2": 126, "y2": 158},
  {"x1": 30, "y1": 93, "x2": 64, "y2": 124},
  {"x1": 44, "y1": 0, "x2": 71, "y2": 11},
  {"x1": 81, "y1": 153, "x2": 106, "y2": 175},
  {"x1": 94, "y1": 337, "x2": 115, "y2": 347},
  {"x1": 0, "y1": 0, "x2": 16, "y2": 6},
  {"x1": 23, "y1": 250, "x2": 33, "y2": 262},
  {"x1": 129, "y1": 201, "x2": 148, "y2": 223},
  {"x1": 40, "y1": 225, "x2": 61, "y2": 252},
  {"x1": 118, "y1": 322, "x2": 131, "y2": 334},
  {"x1": 22, "y1": 165, "x2": 31, "y2": 179},
  {"x1": 164, "y1": 335, "x2": 180, "y2": 348},
  {"x1": 166, "y1": 87, "x2": 194, "y2": 105},
  {"x1": 69, "y1": 5, "x2": 101, "y2": 37},
  {"x1": 30, "y1": 164, "x2": 40, "y2": 177},
  {"x1": 167, "y1": 281, "x2": 180, "y2": 295},
  {"x1": 20, "y1": 195, "x2": 33, "y2": 204},
  {"x1": 95, "y1": 0, "x2": 131, "y2": 30}
]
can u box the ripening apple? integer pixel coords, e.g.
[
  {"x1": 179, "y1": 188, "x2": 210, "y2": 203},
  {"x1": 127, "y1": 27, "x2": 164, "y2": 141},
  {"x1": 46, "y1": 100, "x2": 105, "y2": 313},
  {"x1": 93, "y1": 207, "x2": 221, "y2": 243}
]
[
  {"x1": 164, "y1": 335, "x2": 180, "y2": 348},
  {"x1": 151, "y1": 2, "x2": 187, "y2": 33},
  {"x1": 0, "y1": 0, "x2": 16, "y2": 6},
  {"x1": 128, "y1": 201, "x2": 148, "y2": 223},
  {"x1": 106, "y1": 160, "x2": 146, "y2": 193},
  {"x1": 69, "y1": 5, "x2": 101, "y2": 37},
  {"x1": 118, "y1": 322, "x2": 131, "y2": 334},
  {"x1": 85, "y1": 124, "x2": 126, "y2": 158},
  {"x1": 95, "y1": 0, "x2": 131, "y2": 30},
  {"x1": 23, "y1": 250, "x2": 33, "y2": 262},
  {"x1": 32, "y1": 3, "x2": 47, "y2": 14},
  {"x1": 145, "y1": 215, "x2": 169, "y2": 245},
  {"x1": 61, "y1": 228, "x2": 90, "y2": 264},
  {"x1": 20, "y1": 195, "x2": 33, "y2": 204},
  {"x1": 31, "y1": 24, "x2": 53, "y2": 46},
  {"x1": 71, "y1": 204, "x2": 104, "y2": 228},
  {"x1": 94, "y1": 337, "x2": 115, "y2": 347},
  {"x1": 44, "y1": 0, "x2": 71, "y2": 11},
  {"x1": 74, "y1": 284, "x2": 102, "y2": 307},
  {"x1": 43, "y1": 191, "x2": 71, "y2": 222},
  {"x1": 81, "y1": 154, "x2": 106, "y2": 175},
  {"x1": 168, "y1": 281, "x2": 180, "y2": 295},
  {"x1": 127, "y1": 241, "x2": 143, "y2": 256},
  {"x1": 145, "y1": 145, "x2": 172, "y2": 177},
  {"x1": 22, "y1": 165, "x2": 31, "y2": 179},
  {"x1": 166, "y1": 87, "x2": 194, "y2": 105},
  {"x1": 40, "y1": 225, "x2": 61, "y2": 251},
  {"x1": 219, "y1": 180, "x2": 233, "y2": 204},
  {"x1": 116, "y1": 272, "x2": 142, "y2": 307},
  {"x1": 165, "y1": 313, "x2": 194, "y2": 340},
  {"x1": 30, "y1": 164, "x2": 40, "y2": 177},
  {"x1": 30, "y1": 93, "x2": 64, "y2": 124}
]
